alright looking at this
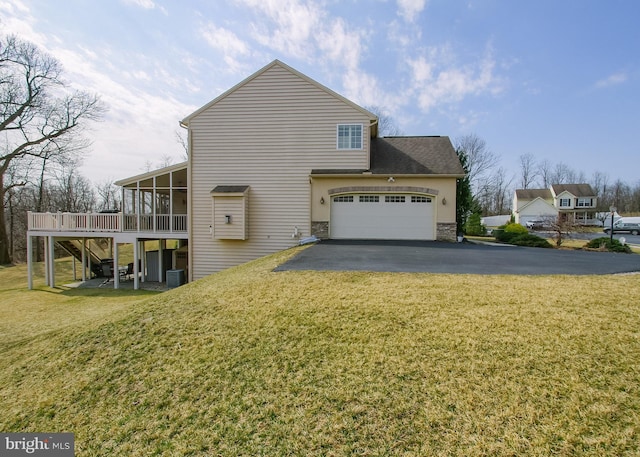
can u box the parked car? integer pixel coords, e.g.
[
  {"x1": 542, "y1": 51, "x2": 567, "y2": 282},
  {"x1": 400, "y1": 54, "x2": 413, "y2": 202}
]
[
  {"x1": 525, "y1": 219, "x2": 546, "y2": 230},
  {"x1": 603, "y1": 221, "x2": 640, "y2": 235}
]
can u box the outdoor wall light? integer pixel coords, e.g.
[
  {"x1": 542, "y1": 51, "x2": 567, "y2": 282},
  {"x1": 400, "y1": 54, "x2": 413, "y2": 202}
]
[
  {"x1": 320, "y1": 197, "x2": 325, "y2": 204},
  {"x1": 225, "y1": 215, "x2": 232, "y2": 224},
  {"x1": 442, "y1": 197, "x2": 447, "y2": 205}
]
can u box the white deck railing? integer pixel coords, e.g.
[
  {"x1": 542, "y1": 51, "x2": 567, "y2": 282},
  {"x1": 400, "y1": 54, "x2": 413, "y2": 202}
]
[
  {"x1": 28, "y1": 212, "x2": 187, "y2": 234},
  {"x1": 122, "y1": 214, "x2": 187, "y2": 233}
]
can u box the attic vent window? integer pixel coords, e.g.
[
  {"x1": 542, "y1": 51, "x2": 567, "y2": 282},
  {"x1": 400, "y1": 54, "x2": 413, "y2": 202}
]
[{"x1": 337, "y1": 124, "x2": 363, "y2": 150}]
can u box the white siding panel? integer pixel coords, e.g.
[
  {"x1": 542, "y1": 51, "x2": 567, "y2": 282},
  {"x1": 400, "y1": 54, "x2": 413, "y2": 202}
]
[{"x1": 190, "y1": 64, "x2": 372, "y2": 278}]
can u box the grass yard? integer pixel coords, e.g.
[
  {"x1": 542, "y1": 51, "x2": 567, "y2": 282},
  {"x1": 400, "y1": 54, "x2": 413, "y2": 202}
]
[{"x1": 1, "y1": 249, "x2": 640, "y2": 456}]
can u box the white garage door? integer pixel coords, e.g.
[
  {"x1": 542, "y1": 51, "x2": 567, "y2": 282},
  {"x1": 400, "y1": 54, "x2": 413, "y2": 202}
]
[{"x1": 330, "y1": 194, "x2": 435, "y2": 240}]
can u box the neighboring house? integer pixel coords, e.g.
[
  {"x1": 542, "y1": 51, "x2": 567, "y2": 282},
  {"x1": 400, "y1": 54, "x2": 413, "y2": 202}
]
[
  {"x1": 26, "y1": 60, "x2": 465, "y2": 288},
  {"x1": 513, "y1": 183, "x2": 598, "y2": 226}
]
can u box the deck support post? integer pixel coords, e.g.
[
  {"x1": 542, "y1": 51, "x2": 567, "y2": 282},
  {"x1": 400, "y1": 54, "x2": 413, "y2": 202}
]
[
  {"x1": 133, "y1": 239, "x2": 140, "y2": 290},
  {"x1": 43, "y1": 236, "x2": 49, "y2": 286},
  {"x1": 113, "y1": 238, "x2": 120, "y2": 290},
  {"x1": 141, "y1": 241, "x2": 146, "y2": 283},
  {"x1": 81, "y1": 238, "x2": 87, "y2": 282},
  {"x1": 48, "y1": 235, "x2": 55, "y2": 288},
  {"x1": 27, "y1": 234, "x2": 33, "y2": 290},
  {"x1": 158, "y1": 239, "x2": 165, "y2": 282}
]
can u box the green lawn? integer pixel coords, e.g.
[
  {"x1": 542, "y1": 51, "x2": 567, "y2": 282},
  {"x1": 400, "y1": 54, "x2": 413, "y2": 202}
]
[{"x1": 1, "y1": 250, "x2": 640, "y2": 456}]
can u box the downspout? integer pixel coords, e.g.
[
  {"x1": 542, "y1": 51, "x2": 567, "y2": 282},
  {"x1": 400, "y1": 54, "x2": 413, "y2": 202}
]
[{"x1": 368, "y1": 118, "x2": 379, "y2": 171}]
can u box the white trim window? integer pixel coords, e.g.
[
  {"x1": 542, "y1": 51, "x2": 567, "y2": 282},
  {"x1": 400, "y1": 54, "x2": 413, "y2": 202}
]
[
  {"x1": 337, "y1": 124, "x2": 363, "y2": 150},
  {"x1": 559, "y1": 198, "x2": 571, "y2": 208},
  {"x1": 576, "y1": 198, "x2": 593, "y2": 207}
]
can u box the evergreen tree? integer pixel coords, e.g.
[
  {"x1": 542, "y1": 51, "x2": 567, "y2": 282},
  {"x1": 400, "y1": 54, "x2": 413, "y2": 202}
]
[{"x1": 456, "y1": 149, "x2": 476, "y2": 234}]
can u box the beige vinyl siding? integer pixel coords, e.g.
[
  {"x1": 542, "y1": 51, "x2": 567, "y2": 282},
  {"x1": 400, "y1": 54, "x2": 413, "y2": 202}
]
[
  {"x1": 190, "y1": 64, "x2": 372, "y2": 277},
  {"x1": 212, "y1": 195, "x2": 248, "y2": 240}
]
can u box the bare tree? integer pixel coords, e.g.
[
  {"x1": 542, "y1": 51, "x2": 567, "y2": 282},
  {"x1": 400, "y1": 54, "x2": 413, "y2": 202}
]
[
  {"x1": 365, "y1": 105, "x2": 403, "y2": 137},
  {"x1": 475, "y1": 167, "x2": 514, "y2": 216},
  {"x1": 590, "y1": 171, "x2": 610, "y2": 210},
  {"x1": 95, "y1": 179, "x2": 121, "y2": 211},
  {"x1": 630, "y1": 181, "x2": 640, "y2": 213},
  {"x1": 610, "y1": 179, "x2": 632, "y2": 212},
  {"x1": 454, "y1": 133, "x2": 499, "y2": 193},
  {"x1": 1, "y1": 35, "x2": 105, "y2": 263},
  {"x1": 518, "y1": 153, "x2": 538, "y2": 189},
  {"x1": 546, "y1": 216, "x2": 578, "y2": 247},
  {"x1": 142, "y1": 153, "x2": 180, "y2": 173},
  {"x1": 175, "y1": 130, "x2": 188, "y2": 160},
  {"x1": 52, "y1": 167, "x2": 95, "y2": 212},
  {"x1": 538, "y1": 159, "x2": 552, "y2": 188}
]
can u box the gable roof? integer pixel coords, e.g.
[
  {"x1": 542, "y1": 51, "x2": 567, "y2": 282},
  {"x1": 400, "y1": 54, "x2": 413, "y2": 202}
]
[
  {"x1": 551, "y1": 183, "x2": 596, "y2": 197},
  {"x1": 312, "y1": 136, "x2": 465, "y2": 176},
  {"x1": 516, "y1": 196, "x2": 558, "y2": 214},
  {"x1": 515, "y1": 188, "x2": 553, "y2": 200},
  {"x1": 180, "y1": 60, "x2": 378, "y2": 131}
]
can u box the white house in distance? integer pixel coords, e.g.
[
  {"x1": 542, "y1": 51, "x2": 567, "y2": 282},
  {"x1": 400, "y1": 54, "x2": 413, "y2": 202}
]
[
  {"x1": 26, "y1": 60, "x2": 465, "y2": 288},
  {"x1": 513, "y1": 183, "x2": 599, "y2": 226}
]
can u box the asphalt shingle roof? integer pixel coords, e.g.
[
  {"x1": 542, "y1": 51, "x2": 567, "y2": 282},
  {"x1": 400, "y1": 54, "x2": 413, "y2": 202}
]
[
  {"x1": 311, "y1": 136, "x2": 465, "y2": 176},
  {"x1": 551, "y1": 184, "x2": 596, "y2": 197},
  {"x1": 370, "y1": 136, "x2": 464, "y2": 175},
  {"x1": 211, "y1": 185, "x2": 250, "y2": 193},
  {"x1": 515, "y1": 188, "x2": 552, "y2": 200}
]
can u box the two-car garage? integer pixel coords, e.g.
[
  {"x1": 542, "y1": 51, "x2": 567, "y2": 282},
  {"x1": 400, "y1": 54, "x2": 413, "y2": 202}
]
[{"x1": 330, "y1": 193, "x2": 435, "y2": 240}]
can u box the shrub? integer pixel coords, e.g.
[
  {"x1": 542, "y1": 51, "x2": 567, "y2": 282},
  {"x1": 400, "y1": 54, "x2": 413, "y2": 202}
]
[
  {"x1": 504, "y1": 223, "x2": 528, "y2": 235},
  {"x1": 494, "y1": 223, "x2": 528, "y2": 243},
  {"x1": 585, "y1": 237, "x2": 631, "y2": 253},
  {"x1": 510, "y1": 233, "x2": 553, "y2": 248},
  {"x1": 464, "y1": 213, "x2": 486, "y2": 236},
  {"x1": 493, "y1": 224, "x2": 552, "y2": 248}
]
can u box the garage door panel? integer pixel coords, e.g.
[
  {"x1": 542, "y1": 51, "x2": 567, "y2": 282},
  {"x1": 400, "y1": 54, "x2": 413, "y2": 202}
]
[{"x1": 330, "y1": 194, "x2": 434, "y2": 240}]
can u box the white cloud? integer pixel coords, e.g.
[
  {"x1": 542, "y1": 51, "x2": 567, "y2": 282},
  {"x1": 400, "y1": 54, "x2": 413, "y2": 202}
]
[
  {"x1": 121, "y1": 0, "x2": 168, "y2": 15},
  {"x1": 240, "y1": 0, "x2": 324, "y2": 60},
  {"x1": 201, "y1": 23, "x2": 252, "y2": 73},
  {"x1": 408, "y1": 48, "x2": 502, "y2": 112},
  {"x1": 316, "y1": 17, "x2": 365, "y2": 71},
  {"x1": 0, "y1": 0, "x2": 29, "y2": 13},
  {"x1": 397, "y1": 0, "x2": 427, "y2": 22},
  {"x1": 1, "y1": 0, "x2": 192, "y2": 181},
  {"x1": 0, "y1": 0, "x2": 47, "y2": 46},
  {"x1": 595, "y1": 72, "x2": 627, "y2": 89},
  {"x1": 341, "y1": 68, "x2": 407, "y2": 114},
  {"x1": 202, "y1": 24, "x2": 249, "y2": 56}
]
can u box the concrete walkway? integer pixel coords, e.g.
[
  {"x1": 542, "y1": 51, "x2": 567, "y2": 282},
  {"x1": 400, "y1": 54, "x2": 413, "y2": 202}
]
[
  {"x1": 65, "y1": 277, "x2": 168, "y2": 291},
  {"x1": 275, "y1": 240, "x2": 640, "y2": 275}
]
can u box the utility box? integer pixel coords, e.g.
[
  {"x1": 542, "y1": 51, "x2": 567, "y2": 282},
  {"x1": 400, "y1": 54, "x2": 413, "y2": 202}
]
[
  {"x1": 166, "y1": 269, "x2": 185, "y2": 288},
  {"x1": 146, "y1": 249, "x2": 174, "y2": 282}
]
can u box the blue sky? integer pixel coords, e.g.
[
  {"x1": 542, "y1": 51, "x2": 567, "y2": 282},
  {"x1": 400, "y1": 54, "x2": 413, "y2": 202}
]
[{"x1": 2, "y1": 0, "x2": 639, "y2": 187}]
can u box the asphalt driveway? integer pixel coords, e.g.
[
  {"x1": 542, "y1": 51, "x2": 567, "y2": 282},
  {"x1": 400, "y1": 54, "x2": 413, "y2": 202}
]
[{"x1": 275, "y1": 240, "x2": 640, "y2": 275}]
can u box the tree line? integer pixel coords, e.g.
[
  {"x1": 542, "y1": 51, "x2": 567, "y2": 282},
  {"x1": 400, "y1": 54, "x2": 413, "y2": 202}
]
[{"x1": 454, "y1": 133, "x2": 640, "y2": 223}]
